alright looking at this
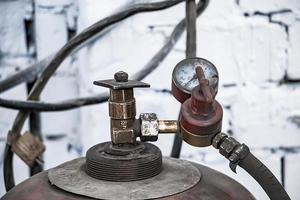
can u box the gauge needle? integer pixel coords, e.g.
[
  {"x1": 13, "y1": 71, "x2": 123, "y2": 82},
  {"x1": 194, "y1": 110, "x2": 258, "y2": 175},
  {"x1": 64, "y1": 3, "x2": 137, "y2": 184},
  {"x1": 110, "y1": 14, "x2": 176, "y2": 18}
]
[{"x1": 184, "y1": 73, "x2": 197, "y2": 88}]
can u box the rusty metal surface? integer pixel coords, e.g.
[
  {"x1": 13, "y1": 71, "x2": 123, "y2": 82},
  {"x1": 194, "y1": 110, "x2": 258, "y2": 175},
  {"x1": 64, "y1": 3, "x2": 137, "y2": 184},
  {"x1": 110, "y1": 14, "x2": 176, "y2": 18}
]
[
  {"x1": 1, "y1": 157, "x2": 255, "y2": 200},
  {"x1": 48, "y1": 157, "x2": 201, "y2": 200},
  {"x1": 160, "y1": 160, "x2": 255, "y2": 200},
  {"x1": 85, "y1": 142, "x2": 162, "y2": 181},
  {"x1": 171, "y1": 80, "x2": 191, "y2": 103},
  {"x1": 180, "y1": 97, "x2": 223, "y2": 147}
]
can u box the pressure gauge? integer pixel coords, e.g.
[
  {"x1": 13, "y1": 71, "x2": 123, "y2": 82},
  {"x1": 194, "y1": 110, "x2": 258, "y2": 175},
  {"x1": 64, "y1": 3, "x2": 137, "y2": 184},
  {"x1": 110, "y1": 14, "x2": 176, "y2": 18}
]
[{"x1": 171, "y1": 57, "x2": 219, "y2": 103}]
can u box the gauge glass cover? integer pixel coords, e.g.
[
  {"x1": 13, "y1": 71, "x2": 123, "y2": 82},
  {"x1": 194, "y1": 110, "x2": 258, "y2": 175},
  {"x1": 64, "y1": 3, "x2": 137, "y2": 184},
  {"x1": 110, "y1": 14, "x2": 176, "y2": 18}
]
[{"x1": 172, "y1": 57, "x2": 219, "y2": 95}]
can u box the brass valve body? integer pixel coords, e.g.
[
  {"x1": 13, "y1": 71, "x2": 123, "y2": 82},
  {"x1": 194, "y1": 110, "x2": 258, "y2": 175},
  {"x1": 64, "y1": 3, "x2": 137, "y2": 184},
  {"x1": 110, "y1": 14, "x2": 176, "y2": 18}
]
[
  {"x1": 109, "y1": 88, "x2": 137, "y2": 144},
  {"x1": 94, "y1": 71, "x2": 150, "y2": 144}
]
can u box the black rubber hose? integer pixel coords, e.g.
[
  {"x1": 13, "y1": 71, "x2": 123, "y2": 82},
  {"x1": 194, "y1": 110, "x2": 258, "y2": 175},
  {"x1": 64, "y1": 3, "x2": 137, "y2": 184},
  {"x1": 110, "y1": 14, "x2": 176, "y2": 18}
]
[
  {"x1": 3, "y1": 145, "x2": 14, "y2": 192},
  {"x1": 170, "y1": 134, "x2": 183, "y2": 158},
  {"x1": 0, "y1": 54, "x2": 55, "y2": 93},
  {"x1": 213, "y1": 133, "x2": 291, "y2": 200},
  {"x1": 27, "y1": 80, "x2": 43, "y2": 176},
  {"x1": 239, "y1": 152, "x2": 291, "y2": 200}
]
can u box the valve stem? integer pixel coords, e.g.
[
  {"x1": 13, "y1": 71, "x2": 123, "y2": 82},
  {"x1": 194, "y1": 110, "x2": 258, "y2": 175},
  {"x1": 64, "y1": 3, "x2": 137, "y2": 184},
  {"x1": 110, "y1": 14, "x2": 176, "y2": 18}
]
[{"x1": 196, "y1": 67, "x2": 213, "y2": 103}]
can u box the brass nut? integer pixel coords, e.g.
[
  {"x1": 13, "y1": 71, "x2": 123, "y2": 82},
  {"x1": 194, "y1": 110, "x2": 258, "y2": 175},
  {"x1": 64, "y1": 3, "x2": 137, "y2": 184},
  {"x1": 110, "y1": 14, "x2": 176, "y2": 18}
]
[
  {"x1": 11, "y1": 132, "x2": 45, "y2": 166},
  {"x1": 219, "y1": 137, "x2": 239, "y2": 158},
  {"x1": 140, "y1": 113, "x2": 159, "y2": 141}
]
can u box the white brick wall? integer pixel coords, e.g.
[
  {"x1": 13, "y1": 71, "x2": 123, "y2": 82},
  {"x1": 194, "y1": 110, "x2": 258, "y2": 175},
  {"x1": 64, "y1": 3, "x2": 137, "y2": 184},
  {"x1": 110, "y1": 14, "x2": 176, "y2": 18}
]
[{"x1": 1, "y1": 0, "x2": 300, "y2": 199}]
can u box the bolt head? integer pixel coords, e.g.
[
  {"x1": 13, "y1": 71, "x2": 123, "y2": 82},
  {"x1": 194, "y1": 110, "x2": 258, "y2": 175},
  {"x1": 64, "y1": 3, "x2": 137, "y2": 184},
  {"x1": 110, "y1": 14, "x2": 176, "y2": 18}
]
[{"x1": 114, "y1": 71, "x2": 128, "y2": 82}]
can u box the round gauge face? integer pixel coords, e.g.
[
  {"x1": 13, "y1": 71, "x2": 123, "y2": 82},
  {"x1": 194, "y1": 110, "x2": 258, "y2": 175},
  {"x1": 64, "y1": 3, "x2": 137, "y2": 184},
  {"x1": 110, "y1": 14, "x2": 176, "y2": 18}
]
[{"x1": 172, "y1": 57, "x2": 219, "y2": 95}]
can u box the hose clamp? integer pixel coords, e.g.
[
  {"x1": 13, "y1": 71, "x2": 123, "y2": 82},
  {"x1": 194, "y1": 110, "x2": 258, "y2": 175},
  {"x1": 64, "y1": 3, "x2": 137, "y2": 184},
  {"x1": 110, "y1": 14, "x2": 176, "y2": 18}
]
[{"x1": 212, "y1": 133, "x2": 250, "y2": 173}]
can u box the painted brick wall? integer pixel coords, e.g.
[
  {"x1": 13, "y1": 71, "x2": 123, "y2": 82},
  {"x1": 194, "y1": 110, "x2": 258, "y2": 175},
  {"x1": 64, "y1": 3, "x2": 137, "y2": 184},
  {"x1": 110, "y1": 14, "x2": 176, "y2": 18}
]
[{"x1": 0, "y1": 0, "x2": 300, "y2": 199}]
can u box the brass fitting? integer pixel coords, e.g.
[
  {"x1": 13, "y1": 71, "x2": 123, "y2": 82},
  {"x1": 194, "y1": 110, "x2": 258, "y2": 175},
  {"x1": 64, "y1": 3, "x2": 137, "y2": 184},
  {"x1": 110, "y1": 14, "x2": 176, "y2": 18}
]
[
  {"x1": 94, "y1": 71, "x2": 179, "y2": 144},
  {"x1": 109, "y1": 88, "x2": 136, "y2": 144},
  {"x1": 158, "y1": 120, "x2": 178, "y2": 133},
  {"x1": 139, "y1": 113, "x2": 178, "y2": 142},
  {"x1": 94, "y1": 71, "x2": 149, "y2": 144}
]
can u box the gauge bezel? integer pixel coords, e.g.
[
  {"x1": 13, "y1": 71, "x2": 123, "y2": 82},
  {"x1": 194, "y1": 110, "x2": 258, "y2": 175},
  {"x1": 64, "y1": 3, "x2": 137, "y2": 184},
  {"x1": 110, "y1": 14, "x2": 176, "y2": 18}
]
[{"x1": 171, "y1": 57, "x2": 219, "y2": 103}]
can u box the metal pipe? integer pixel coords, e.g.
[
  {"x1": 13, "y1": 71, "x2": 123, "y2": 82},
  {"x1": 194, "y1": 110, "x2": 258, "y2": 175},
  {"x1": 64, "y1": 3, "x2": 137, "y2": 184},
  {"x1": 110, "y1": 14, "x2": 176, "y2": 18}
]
[
  {"x1": 158, "y1": 120, "x2": 178, "y2": 133},
  {"x1": 185, "y1": 0, "x2": 197, "y2": 58}
]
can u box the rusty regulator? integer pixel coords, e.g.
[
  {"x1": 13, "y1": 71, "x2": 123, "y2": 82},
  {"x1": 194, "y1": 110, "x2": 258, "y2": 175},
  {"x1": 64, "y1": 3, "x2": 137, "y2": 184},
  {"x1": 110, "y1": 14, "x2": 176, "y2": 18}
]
[{"x1": 1, "y1": 0, "x2": 291, "y2": 199}]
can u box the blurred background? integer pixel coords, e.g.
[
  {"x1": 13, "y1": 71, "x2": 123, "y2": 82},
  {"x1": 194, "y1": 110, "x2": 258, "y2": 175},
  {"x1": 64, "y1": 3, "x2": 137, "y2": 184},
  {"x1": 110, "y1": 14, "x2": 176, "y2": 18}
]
[{"x1": 0, "y1": 0, "x2": 300, "y2": 199}]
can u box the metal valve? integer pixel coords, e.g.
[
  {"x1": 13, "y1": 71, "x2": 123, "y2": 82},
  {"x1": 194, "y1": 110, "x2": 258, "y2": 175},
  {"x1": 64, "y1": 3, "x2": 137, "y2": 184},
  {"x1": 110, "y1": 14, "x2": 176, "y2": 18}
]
[
  {"x1": 94, "y1": 71, "x2": 150, "y2": 144},
  {"x1": 94, "y1": 71, "x2": 178, "y2": 145}
]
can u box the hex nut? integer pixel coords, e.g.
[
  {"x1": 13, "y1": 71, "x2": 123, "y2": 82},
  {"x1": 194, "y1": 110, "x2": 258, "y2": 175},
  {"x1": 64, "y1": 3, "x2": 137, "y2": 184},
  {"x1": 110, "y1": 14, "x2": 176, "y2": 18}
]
[
  {"x1": 219, "y1": 137, "x2": 240, "y2": 158},
  {"x1": 140, "y1": 113, "x2": 159, "y2": 141}
]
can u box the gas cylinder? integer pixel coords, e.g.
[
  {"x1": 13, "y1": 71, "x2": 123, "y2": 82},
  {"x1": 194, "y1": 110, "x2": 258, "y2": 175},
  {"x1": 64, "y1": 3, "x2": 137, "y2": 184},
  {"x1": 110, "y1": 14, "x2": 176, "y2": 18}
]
[{"x1": 1, "y1": 60, "x2": 256, "y2": 200}]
